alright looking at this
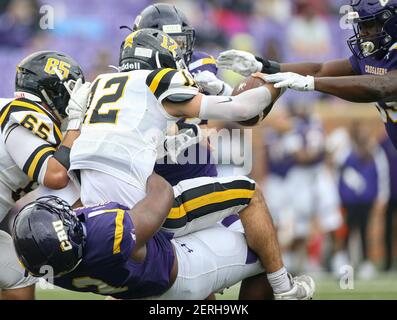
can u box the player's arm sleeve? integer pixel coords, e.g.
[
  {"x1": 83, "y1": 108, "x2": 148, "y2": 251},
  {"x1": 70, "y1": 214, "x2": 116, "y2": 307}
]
[
  {"x1": 4, "y1": 125, "x2": 56, "y2": 184},
  {"x1": 198, "y1": 86, "x2": 274, "y2": 121},
  {"x1": 146, "y1": 68, "x2": 200, "y2": 103},
  {"x1": 374, "y1": 147, "x2": 390, "y2": 203}
]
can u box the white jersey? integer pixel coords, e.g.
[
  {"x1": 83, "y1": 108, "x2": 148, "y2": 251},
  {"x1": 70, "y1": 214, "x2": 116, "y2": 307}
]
[
  {"x1": 70, "y1": 68, "x2": 199, "y2": 191},
  {"x1": 0, "y1": 97, "x2": 76, "y2": 222}
]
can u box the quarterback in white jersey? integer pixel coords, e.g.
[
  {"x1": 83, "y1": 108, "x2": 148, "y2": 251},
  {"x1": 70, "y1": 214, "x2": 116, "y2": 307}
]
[{"x1": 0, "y1": 51, "x2": 90, "y2": 299}]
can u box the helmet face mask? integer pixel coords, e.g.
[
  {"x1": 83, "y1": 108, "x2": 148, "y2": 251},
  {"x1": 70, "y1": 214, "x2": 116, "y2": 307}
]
[
  {"x1": 347, "y1": 1, "x2": 397, "y2": 59},
  {"x1": 12, "y1": 196, "x2": 85, "y2": 278},
  {"x1": 132, "y1": 3, "x2": 196, "y2": 64}
]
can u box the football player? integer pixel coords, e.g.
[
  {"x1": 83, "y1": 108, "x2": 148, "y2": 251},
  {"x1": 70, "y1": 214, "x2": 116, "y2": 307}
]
[
  {"x1": 68, "y1": 29, "x2": 314, "y2": 299},
  {"x1": 217, "y1": 0, "x2": 397, "y2": 149},
  {"x1": 12, "y1": 176, "x2": 314, "y2": 300},
  {"x1": 0, "y1": 51, "x2": 90, "y2": 299},
  {"x1": 131, "y1": 3, "x2": 233, "y2": 186}
]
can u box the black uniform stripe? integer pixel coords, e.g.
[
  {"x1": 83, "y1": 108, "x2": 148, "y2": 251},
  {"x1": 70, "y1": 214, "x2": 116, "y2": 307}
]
[
  {"x1": 163, "y1": 198, "x2": 252, "y2": 229},
  {"x1": 145, "y1": 68, "x2": 178, "y2": 99},
  {"x1": 0, "y1": 101, "x2": 11, "y2": 120},
  {"x1": 1, "y1": 106, "x2": 32, "y2": 132},
  {"x1": 17, "y1": 98, "x2": 61, "y2": 127},
  {"x1": 145, "y1": 68, "x2": 162, "y2": 89},
  {"x1": 173, "y1": 179, "x2": 255, "y2": 208},
  {"x1": 4, "y1": 123, "x2": 19, "y2": 143},
  {"x1": 22, "y1": 144, "x2": 55, "y2": 181},
  {"x1": 152, "y1": 69, "x2": 178, "y2": 99},
  {"x1": 0, "y1": 99, "x2": 62, "y2": 143}
]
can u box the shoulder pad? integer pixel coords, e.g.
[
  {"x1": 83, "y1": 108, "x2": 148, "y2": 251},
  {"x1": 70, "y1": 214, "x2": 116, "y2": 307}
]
[
  {"x1": 0, "y1": 98, "x2": 62, "y2": 145},
  {"x1": 146, "y1": 68, "x2": 199, "y2": 102}
]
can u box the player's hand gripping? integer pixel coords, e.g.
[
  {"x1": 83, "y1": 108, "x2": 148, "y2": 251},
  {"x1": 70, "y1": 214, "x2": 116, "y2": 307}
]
[
  {"x1": 264, "y1": 72, "x2": 315, "y2": 92},
  {"x1": 160, "y1": 120, "x2": 203, "y2": 163},
  {"x1": 217, "y1": 49, "x2": 263, "y2": 77},
  {"x1": 194, "y1": 70, "x2": 227, "y2": 95},
  {"x1": 65, "y1": 78, "x2": 92, "y2": 130}
]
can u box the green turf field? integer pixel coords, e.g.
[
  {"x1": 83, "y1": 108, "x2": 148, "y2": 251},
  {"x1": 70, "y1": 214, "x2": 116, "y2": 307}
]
[{"x1": 35, "y1": 273, "x2": 397, "y2": 300}]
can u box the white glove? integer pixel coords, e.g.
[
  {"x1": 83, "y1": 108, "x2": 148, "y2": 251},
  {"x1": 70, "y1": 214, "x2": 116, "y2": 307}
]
[
  {"x1": 65, "y1": 78, "x2": 92, "y2": 130},
  {"x1": 194, "y1": 70, "x2": 226, "y2": 95},
  {"x1": 217, "y1": 49, "x2": 263, "y2": 77},
  {"x1": 158, "y1": 122, "x2": 203, "y2": 163},
  {"x1": 264, "y1": 72, "x2": 315, "y2": 92}
]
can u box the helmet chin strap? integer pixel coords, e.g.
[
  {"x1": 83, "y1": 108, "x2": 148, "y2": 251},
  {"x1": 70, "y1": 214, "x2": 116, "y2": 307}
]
[{"x1": 40, "y1": 88, "x2": 63, "y2": 121}]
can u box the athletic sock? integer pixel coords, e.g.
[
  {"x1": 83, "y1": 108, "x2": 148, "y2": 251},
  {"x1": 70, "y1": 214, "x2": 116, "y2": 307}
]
[{"x1": 266, "y1": 266, "x2": 292, "y2": 294}]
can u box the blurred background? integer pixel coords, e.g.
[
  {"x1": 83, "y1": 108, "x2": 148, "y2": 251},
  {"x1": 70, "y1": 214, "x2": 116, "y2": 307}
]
[{"x1": 1, "y1": 0, "x2": 397, "y2": 299}]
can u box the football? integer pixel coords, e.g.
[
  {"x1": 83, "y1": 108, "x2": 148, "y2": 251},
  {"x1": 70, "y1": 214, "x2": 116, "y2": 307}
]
[{"x1": 232, "y1": 75, "x2": 278, "y2": 127}]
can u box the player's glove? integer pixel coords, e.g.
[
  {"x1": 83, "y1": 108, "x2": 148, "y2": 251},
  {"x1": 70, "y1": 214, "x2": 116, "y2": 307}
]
[
  {"x1": 193, "y1": 70, "x2": 232, "y2": 96},
  {"x1": 159, "y1": 121, "x2": 203, "y2": 163},
  {"x1": 217, "y1": 49, "x2": 281, "y2": 77},
  {"x1": 65, "y1": 78, "x2": 92, "y2": 130},
  {"x1": 264, "y1": 72, "x2": 315, "y2": 92}
]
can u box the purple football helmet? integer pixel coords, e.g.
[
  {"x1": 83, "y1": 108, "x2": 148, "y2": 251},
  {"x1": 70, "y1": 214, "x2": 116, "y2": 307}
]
[{"x1": 347, "y1": 0, "x2": 397, "y2": 59}]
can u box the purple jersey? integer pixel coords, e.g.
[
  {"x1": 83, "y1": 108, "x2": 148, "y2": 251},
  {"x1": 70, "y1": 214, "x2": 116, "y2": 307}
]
[
  {"x1": 349, "y1": 45, "x2": 397, "y2": 149},
  {"x1": 264, "y1": 129, "x2": 294, "y2": 178},
  {"x1": 189, "y1": 51, "x2": 218, "y2": 76},
  {"x1": 154, "y1": 51, "x2": 218, "y2": 186},
  {"x1": 290, "y1": 117, "x2": 326, "y2": 166},
  {"x1": 338, "y1": 153, "x2": 379, "y2": 205},
  {"x1": 54, "y1": 202, "x2": 175, "y2": 299},
  {"x1": 381, "y1": 137, "x2": 397, "y2": 200}
]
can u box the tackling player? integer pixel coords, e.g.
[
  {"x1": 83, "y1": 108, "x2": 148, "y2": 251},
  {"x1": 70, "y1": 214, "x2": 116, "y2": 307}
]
[
  {"x1": 12, "y1": 175, "x2": 314, "y2": 300},
  {"x1": 68, "y1": 28, "x2": 314, "y2": 299},
  {"x1": 217, "y1": 0, "x2": 397, "y2": 149},
  {"x1": 0, "y1": 51, "x2": 90, "y2": 299}
]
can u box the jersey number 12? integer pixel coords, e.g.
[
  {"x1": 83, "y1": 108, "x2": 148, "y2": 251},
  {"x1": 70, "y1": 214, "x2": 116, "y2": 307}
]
[{"x1": 85, "y1": 75, "x2": 129, "y2": 124}]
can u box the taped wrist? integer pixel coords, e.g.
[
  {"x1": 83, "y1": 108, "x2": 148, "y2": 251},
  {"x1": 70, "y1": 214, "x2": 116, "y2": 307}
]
[
  {"x1": 53, "y1": 146, "x2": 71, "y2": 170},
  {"x1": 256, "y1": 56, "x2": 281, "y2": 74}
]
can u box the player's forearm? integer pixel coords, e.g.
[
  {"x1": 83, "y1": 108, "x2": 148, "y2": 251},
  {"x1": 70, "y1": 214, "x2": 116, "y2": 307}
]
[
  {"x1": 281, "y1": 62, "x2": 324, "y2": 77},
  {"x1": 281, "y1": 59, "x2": 353, "y2": 77},
  {"x1": 314, "y1": 75, "x2": 395, "y2": 103},
  {"x1": 43, "y1": 130, "x2": 81, "y2": 189},
  {"x1": 130, "y1": 174, "x2": 174, "y2": 247},
  {"x1": 60, "y1": 129, "x2": 80, "y2": 148}
]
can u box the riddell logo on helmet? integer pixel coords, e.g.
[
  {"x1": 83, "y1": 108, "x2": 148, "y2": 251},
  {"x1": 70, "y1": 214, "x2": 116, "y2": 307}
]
[{"x1": 120, "y1": 62, "x2": 141, "y2": 71}]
